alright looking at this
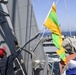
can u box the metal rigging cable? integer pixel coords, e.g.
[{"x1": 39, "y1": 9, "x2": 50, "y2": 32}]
[{"x1": 64, "y1": 0, "x2": 72, "y2": 36}]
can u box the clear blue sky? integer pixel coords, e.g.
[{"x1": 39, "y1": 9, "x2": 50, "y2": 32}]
[{"x1": 32, "y1": 0, "x2": 76, "y2": 32}]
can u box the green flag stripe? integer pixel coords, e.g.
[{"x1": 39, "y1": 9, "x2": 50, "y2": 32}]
[
  {"x1": 48, "y1": 10, "x2": 59, "y2": 26},
  {"x1": 59, "y1": 52, "x2": 66, "y2": 60},
  {"x1": 52, "y1": 34, "x2": 60, "y2": 49}
]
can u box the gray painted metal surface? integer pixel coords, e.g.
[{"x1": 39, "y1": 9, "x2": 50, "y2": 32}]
[
  {"x1": 0, "y1": 2, "x2": 26, "y2": 75},
  {"x1": 7, "y1": 0, "x2": 49, "y2": 75},
  {"x1": 0, "y1": 0, "x2": 56, "y2": 75}
]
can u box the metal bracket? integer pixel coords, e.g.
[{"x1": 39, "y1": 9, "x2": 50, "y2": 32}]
[{"x1": 33, "y1": 60, "x2": 45, "y2": 70}]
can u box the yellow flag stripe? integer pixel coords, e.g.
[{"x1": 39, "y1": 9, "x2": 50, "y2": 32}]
[
  {"x1": 56, "y1": 47, "x2": 65, "y2": 55},
  {"x1": 56, "y1": 47, "x2": 66, "y2": 62},
  {"x1": 52, "y1": 4, "x2": 56, "y2": 14},
  {"x1": 44, "y1": 18, "x2": 61, "y2": 35}
]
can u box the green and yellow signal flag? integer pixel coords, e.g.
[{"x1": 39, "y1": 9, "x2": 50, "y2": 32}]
[{"x1": 43, "y1": 2, "x2": 66, "y2": 63}]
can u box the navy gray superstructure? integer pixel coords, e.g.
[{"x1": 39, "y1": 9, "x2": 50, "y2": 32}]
[
  {"x1": 0, "y1": 0, "x2": 50, "y2": 75},
  {"x1": 0, "y1": 0, "x2": 54, "y2": 75}
]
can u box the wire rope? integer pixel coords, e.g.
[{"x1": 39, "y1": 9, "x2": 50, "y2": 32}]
[{"x1": 64, "y1": 0, "x2": 72, "y2": 36}]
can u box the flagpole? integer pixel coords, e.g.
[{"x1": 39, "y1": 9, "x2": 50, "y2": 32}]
[{"x1": 43, "y1": 5, "x2": 52, "y2": 25}]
